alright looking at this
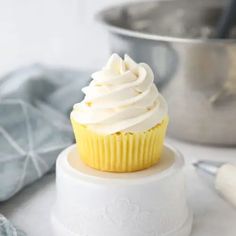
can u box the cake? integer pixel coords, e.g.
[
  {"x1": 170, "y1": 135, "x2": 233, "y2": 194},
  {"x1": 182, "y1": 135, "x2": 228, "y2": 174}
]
[
  {"x1": 70, "y1": 54, "x2": 168, "y2": 172},
  {"x1": 51, "y1": 54, "x2": 193, "y2": 236}
]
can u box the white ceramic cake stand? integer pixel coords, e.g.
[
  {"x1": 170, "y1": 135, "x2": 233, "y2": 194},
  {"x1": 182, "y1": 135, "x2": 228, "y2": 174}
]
[{"x1": 51, "y1": 144, "x2": 193, "y2": 236}]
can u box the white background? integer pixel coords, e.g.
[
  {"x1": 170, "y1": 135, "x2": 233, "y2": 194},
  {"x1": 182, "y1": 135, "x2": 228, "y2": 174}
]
[{"x1": 0, "y1": 0, "x2": 147, "y2": 76}]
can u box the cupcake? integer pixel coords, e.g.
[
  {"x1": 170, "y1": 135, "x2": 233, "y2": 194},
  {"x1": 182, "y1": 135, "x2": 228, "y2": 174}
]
[{"x1": 70, "y1": 54, "x2": 168, "y2": 172}]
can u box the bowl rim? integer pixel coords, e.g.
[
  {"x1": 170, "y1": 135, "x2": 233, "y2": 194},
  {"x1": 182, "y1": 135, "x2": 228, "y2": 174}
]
[{"x1": 96, "y1": 0, "x2": 236, "y2": 44}]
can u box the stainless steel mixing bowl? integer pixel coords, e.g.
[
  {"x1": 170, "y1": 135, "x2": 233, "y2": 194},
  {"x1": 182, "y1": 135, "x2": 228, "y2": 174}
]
[{"x1": 97, "y1": 0, "x2": 236, "y2": 145}]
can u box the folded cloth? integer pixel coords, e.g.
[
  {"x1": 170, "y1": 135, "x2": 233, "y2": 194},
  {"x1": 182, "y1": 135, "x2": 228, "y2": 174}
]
[
  {"x1": 0, "y1": 214, "x2": 25, "y2": 236},
  {"x1": 0, "y1": 65, "x2": 90, "y2": 201}
]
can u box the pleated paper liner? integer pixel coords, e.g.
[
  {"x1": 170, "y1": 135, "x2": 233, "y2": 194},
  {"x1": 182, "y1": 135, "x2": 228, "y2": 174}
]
[{"x1": 71, "y1": 116, "x2": 168, "y2": 172}]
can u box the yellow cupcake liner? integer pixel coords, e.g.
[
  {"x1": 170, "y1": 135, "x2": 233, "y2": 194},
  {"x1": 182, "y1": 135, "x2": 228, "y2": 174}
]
[{"x1": 71, "y1": 116, "x2": 168, "y2": 172}]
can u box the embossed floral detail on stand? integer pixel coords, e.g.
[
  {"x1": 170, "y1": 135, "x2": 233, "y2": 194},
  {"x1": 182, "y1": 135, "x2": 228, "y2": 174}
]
[
  {"x1": 56, "y1": 198, "x2": 187, "y2": 236},
  {"x1": 105, "y1": 199, "x2": 139, "y2": 227},
  {"x1": 134, "y1": 210, "x2": 156, "y2": 236}
]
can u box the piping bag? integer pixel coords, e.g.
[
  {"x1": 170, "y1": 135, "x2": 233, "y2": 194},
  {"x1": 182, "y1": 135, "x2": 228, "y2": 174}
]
[{"x1": 194, "y1": 161, "x2": 236, "y2": 208}]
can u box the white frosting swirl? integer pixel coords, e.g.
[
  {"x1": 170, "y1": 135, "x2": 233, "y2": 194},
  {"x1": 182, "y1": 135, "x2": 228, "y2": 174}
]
[{"x1": 71, "y1": 54, "x2": 168, "y2": 134}]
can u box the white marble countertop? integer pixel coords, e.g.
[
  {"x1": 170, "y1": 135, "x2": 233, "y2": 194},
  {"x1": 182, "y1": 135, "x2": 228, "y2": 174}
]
[{"x1": 1, "y1": 137, "x2": 236, "y2": 236}]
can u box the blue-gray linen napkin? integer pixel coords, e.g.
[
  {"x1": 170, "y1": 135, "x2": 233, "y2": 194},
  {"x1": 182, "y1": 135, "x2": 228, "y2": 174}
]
[{"x1": 0, "y1": 65, "x2": 90, "y2": 235}]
